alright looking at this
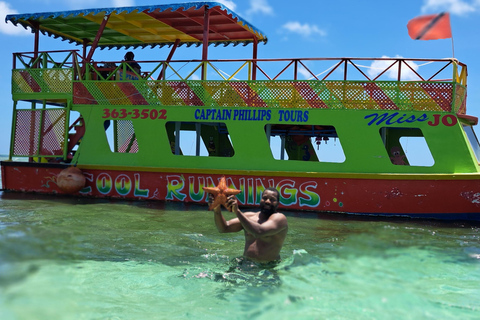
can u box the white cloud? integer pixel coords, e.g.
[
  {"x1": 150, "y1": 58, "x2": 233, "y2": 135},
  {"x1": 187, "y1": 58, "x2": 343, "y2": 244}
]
[
  {"x1": 421, "y1": 0, "x2": 476, "y2": 15},
  {"x1": 190, "y1": 74, "x2": 201, "y2": 80},
  {"x1": 282, "y1": 21, "x2": 327, "y2": 38},
  {"x1": 215, "y1": 0, "x2": 237, "y2": 11},
  {"x1": 246, "y1": 0, "x2": 273, "y2": 16},
  {"x1": 298, "y1": 67, "x2": 312, "y2": 80},
  {"x1": 0, "y1": 2, "x2": 31, "y2": 36},
  {"x1": 366, "y1": 56, "x2": 420, "y2": 81}
]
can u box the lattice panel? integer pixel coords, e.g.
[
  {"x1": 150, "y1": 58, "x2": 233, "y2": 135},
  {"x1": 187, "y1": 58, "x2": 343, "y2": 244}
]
[
  {"x1": 13, "y1": 109, "x2": 66, "y2": 156},
  {"x1": 74, "y1": 80, "x2": 460, "y2": 113},
  {"x1": 454, "y1": 84, "x2": 467, "y2": 114},
  {"x1": 40, "y1": 109, "x2": 66, "y2": 156},
  {"x1": 13, "y1": 110, "x2": 41, "y2": 156},
  {"x1": 116, "y1": 120, "x2": 138, "y2": 153},
  {"x1": 12, "y1": 69, "x2": 72, "y2": 94}
]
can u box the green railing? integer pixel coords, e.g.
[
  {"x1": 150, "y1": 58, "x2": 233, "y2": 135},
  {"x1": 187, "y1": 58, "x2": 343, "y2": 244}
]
[
  {"x1": 11, "y1": 50, "x2": 468, "y2": 114},
  {"x1": 13, "y1": 50, "x2": 467, "y2": 83}
]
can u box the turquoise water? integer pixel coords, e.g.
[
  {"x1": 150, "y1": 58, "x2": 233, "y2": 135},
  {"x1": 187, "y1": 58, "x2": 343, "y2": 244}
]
[{"x1": 0, "y1": 192, "x2": 480, "y2": 320}]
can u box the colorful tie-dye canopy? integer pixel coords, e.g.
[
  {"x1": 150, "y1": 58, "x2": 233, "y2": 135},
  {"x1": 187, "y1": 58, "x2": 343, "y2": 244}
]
[{"x1": 5, "y1": 2, "x2": 268, "y2": 49}]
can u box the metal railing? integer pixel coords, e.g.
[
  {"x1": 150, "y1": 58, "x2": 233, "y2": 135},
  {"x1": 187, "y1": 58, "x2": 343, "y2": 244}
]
[{"x1": 13, "y1": 51, "x2": 467, "y2": 84}]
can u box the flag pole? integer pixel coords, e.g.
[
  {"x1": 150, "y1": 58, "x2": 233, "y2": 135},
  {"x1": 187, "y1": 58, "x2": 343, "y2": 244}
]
[{"x1": 451, "y1": 30, "x2": 455, "y2": 58}]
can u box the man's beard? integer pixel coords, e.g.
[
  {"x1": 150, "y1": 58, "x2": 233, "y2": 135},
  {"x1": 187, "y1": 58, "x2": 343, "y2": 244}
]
[{"x1": 260, "y1": 203, "x2": 275, "y2": 215}]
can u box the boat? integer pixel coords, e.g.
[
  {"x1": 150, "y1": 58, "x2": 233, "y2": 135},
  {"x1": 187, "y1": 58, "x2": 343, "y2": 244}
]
[{"x1": 3, "y1": 2, "x2": 480, "y2": 220}]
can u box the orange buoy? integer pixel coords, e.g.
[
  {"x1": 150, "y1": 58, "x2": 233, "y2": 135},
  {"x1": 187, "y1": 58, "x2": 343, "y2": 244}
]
[{"x1": 57, "y1": 167, "x2": 86, "y2": 193}]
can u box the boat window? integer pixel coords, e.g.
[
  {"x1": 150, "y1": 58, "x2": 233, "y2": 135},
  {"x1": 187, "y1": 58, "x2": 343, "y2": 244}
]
[
  {"x1": 265, "y1": 124, "x2": 345, "y2": 163},
  {"x1": 379, "y1": 127, "x2": 434, "y2": 166},
  {"x1": 462, "y1": 125, "x2": 480, "y2": 163},
  {"x1": 166, "y1": 122, "x2": 234, "y2": 157},
  {"x1": 104, "y1": 120, "x2": 139, "y2": 153}
]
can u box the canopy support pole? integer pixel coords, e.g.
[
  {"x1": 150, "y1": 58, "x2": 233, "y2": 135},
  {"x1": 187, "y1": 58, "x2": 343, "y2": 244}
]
[
  {"x1": 33, "y1": 23, "x2": 39, "y2": 56},
  {"x1": 202, "y1": 6, "x2": 210, "y2": 80},
  {"x1": 31, "y1": 21, "x2": 40, "y2": 67},
  {"x1": 158, "y1": 38, "x2": 180, "y2": 80},
  {"x1": 86, "y1": 14, "x2": 110, "y2": 63},
  {"x1": 82, "y1": 40, "x2": 88, "y2": 62},
  {"x1": 80, "y1": 14, "x2": 110, "y2": 78},
  {"x1": 252, "y1": 37, "x2": 258, "y2": 80}
]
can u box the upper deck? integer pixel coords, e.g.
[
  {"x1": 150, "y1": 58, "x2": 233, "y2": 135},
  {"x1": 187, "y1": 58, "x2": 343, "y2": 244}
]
[{"x1": 11, "y1": 52, "x2": 468, "y2": 114}]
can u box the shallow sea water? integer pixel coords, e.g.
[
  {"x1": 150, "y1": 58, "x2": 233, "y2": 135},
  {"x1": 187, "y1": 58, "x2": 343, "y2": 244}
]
[{"x1": 0, "y1": 192, "x2": 480, "y2": 320}]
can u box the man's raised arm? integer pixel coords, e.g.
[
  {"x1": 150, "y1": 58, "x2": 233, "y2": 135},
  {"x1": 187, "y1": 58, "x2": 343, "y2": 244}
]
[{"x1": 209, "y1": 193, "x2": 243, "y2": 233}]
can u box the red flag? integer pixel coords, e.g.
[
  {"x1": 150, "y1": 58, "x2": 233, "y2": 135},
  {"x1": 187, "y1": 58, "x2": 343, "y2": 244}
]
[{"x1": 407, "y1": 12, "x2": 452, "y2": 40}]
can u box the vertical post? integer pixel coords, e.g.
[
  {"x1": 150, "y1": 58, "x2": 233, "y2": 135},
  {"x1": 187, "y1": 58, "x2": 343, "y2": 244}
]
[
  {"x1": 343, "y1": 60, "x2": 348, "y2": 104},
  {"x1": 294, "y1": 59, "x2": 298, "y2": 81},
  {"x1": 28, "y1": 101, "x2": 36, "y2": 162},
  {"x1": 36, "y1": 101, "x2": 47, "y2": 159},
  {"x1": 252, "y1": 37, "x2": 258, "y2": 80},
  {"x1": 34, "y1": 27, "x2": 39, "y2": 57},
  {"x1": 9, "y1": 101, "x2": 18, "y2": 160},
  {"x1": 195, "y1": 123, "x2": 201, "y2": 156},
  {"x1": 266, "y1": 124, "x2": 271, "y2": 145},
  {"x1": 380, "y1": 127, "x2": 387, "y2": 145},
  {"x1": 63, "y1": 101, "x2": 72, "y2": 161},
  {"x1": 202, "y1": 6, "x2": 210, "y2": 80},
  {"x1": 175, "y1": 122, "x2": 181, "y2": 155},
  {"x1": 113, "y1": 120, "x2": 118, "y2": 152},
  {"x1": 83, "y1": 40, "x2": 88, "y2": 63},
  {"x1": 452, "y1": 60, "x2": 458, "y2": 83},
  {"x1": 280, "y1": 135, "x2": 286, "y2": 160},
  {"x1": 397, "y1": 59, "x2": 402, "y2": 81},
  {"x1": 32, "y1": 21, "x2": 40, "y2": 68},
  {"x1": 82, "y1": 40, "x2": 89, "y2": 80}
]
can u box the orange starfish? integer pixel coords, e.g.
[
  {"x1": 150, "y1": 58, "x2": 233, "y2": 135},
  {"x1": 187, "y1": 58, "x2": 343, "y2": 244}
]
[{"x1": 203, "y1": 176, "x2": 241, "y2": 210}]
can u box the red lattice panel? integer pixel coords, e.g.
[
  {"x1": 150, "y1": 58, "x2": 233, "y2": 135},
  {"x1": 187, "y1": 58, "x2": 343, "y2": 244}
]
[
  {"x1": 40, "y1": 109, "x2": 66, "y2": 156},
  {"x1": 13, "y1": 109, "x2": 66, "y2": 157},
  {"x1": 13, "y1": 110, "x2": 41, "y2": 156}
]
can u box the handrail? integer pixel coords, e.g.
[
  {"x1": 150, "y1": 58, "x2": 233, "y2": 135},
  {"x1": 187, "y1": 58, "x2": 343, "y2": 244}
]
[
  {"x1": 13, "y1": 50, "x2": 81, "y2": 69},
  {"x1": 12, "y1": 51, "x2": 466, "y2": 85}
]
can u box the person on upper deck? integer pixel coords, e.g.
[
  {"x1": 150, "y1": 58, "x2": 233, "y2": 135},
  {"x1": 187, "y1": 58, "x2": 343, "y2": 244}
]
[
  {"x1": 123, "y1": 51, "x2": 141, "y2": 75},
  {"x1": 209, "y1": 187, "x2": 288, "y2": 263}
]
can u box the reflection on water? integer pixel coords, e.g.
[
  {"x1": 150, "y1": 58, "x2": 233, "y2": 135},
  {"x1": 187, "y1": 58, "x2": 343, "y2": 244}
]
[{"x1": 0, "y1": 192, "x2": 480, "y2": 319}]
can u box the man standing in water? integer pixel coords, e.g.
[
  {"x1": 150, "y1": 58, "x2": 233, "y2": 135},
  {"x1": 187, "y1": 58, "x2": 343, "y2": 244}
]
[{"x1": 208, "y1": 188, "x2": 288, "y2": 263}]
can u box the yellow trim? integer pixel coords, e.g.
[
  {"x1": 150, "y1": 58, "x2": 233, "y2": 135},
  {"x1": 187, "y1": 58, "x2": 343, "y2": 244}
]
[{"x1": 76, "y1": 164, "x2": 480, "y2": 181}]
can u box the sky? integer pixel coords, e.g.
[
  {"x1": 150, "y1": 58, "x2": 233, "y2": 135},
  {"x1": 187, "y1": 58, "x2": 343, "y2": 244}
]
[{"x1": 1, "y1": 0, "x2": 480, "y2": 155}]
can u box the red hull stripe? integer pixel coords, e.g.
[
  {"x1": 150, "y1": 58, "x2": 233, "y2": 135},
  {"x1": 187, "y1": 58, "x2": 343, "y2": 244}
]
[{"x1": 2, "y1": 163, "x2": 480, "y2": 217}]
